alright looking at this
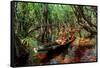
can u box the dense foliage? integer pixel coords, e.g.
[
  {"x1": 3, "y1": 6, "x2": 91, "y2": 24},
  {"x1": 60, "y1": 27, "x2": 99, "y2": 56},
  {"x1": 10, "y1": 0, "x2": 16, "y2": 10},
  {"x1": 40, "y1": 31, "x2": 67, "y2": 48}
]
[{"x1": 12, "y1": 2, "x2": 97, "y2": 66}]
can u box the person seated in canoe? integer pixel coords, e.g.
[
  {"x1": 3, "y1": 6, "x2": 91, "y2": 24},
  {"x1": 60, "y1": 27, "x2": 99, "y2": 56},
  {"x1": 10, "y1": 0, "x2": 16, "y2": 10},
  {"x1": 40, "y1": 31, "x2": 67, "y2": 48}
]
[
  {"x1": 68, "y1": 26, "x2": 76, "y2": 42},
  {"x1": 56, "y1": 25, "x2": 67, "y2": 45}
]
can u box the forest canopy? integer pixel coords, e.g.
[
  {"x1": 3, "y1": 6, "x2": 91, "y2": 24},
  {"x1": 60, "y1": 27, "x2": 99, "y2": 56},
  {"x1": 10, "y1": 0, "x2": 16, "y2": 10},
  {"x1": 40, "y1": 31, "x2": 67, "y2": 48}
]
[{"x1": 14, "y1": 2, "x2": 97, "y2": 39}]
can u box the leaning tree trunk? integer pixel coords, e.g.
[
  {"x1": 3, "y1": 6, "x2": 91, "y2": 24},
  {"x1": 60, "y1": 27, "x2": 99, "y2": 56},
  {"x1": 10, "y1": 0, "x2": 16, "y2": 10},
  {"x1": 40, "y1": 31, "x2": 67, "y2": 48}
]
[{"x1": 71, "y1": 6, "x2": 97, "y2": 39}]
